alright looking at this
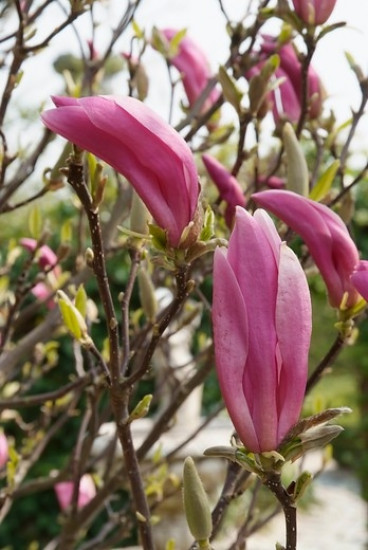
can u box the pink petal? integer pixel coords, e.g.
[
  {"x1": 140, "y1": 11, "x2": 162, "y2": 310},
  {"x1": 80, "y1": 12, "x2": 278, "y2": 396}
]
[
  {"x1": 212, "y1": 247, "x2": 259, "y2": 451},
  {"x1": 276, "y1": 244, "x2": 311, "y2": 441}
]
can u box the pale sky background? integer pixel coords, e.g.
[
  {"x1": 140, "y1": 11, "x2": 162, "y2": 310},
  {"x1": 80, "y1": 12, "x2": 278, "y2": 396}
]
[{"x1": 5, "y1": 0, "x2": 368, "y2": 165}]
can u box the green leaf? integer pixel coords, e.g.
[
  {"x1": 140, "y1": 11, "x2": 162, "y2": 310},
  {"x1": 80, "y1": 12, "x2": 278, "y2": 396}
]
[
  {"x1": 132, "y1": 19, "x2": 144, "y2": 39},
  {"x1": 75, "y1": 284, "x2": 88, "y2": 318},
  {"x1": 57, "y1": 290, "x2": 90, "y2": 343},
  {"x1": 200, "y1": 206, "x2": 215, "y2": 241},
  {"x1": 6, "y1": 446, "x2": 19, "y2": 488},
  {"x1": 128, "y1": 394, "x2": 153, "y2": 423},
  {"x1": 309, "y1": 160, "x2": 340, "y2": 202},
  {"x1": 168, "y1": 28, "x2": 187, "y2": 57},
  {"x1": 28, "y1": 205, "x2": 42, "y2": 239},
  {"x1": 61, "y1": 219, "x2": 73, "y2": 244},
  {"x1": 293, "y1": 471, "x2": 312, "y2": 501},
  {"x1": 87, "y1": 152, "x2": 97, "y2": 195},
  {"x1": 148, "y1": 224, "x2": 167, "y2": 251},
  {"x1": 218, "y1": 66, "x2": 243, "y2": 114},
  {"x1": 283, "y1": 122, "x2": 309, "y2": 196}
]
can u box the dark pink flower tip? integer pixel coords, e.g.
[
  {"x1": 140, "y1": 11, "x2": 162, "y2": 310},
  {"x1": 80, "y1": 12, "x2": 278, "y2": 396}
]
[
  {"x1": 41, "y1": 95, "x2": 200, "y2": 247},
  {"x1": 351, "y1": 261, "x2": 368, "y2": 302},
  {"x1": 291, "y1": 0, "x2": 337, "y2": 25},
  {"x1": 202, "y1": 154, "x2": 246, "y2": 227},
  {"x1": 253, "y1": 190, "x2": 361, "y2": 308},
  {"x1": 212, "y1": 207, "x2": 311, "y2": 452}
]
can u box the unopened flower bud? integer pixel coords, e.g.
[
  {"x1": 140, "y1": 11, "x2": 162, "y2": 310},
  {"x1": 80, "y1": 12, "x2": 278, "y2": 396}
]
[
  {"x1": 85, "y1": 247, "x2": 94, "y2": 267},
  {"x1": 127, "y1": 394, "x2": 153, "y2": 424},
  {"x1": 182, "y1": 457, "x2": 212, "y2": 543},
  {"x1": 57, "y1": 290, "x2": 91, "y2": 346},
  {"x1": 300, "y1": 424, "x2": 344, "y2": 452},
  {"x1": 283, "y1": 122, "x2": 309, "y2": 196}
]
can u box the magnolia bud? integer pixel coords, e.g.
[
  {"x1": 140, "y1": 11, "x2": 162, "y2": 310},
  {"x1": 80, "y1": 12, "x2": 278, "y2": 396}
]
[
  {"x1": 293, "y1": 471, "x2": 312, "y2": 501},
  {"x1": 300, "y1": 424, "x2": 344, "y2": 452},
  {"x1": 283, "y1": 122, "x2": 309, "y2": 196},
  {"x1": 182, "y1": 457, "x2": 212, "y2": 543},
  {"x1": 138, "y1": 268, "x2": 157, "y2": 322},
  {"x1": 218, "y1": 65, "x2": 243, "y2": 114},
  {"x1": 57, "y1": 290, "x2": 91, "y2": 346},
  {"x1": 127, "y1": 394, "x2": 153, "y2": 424}
]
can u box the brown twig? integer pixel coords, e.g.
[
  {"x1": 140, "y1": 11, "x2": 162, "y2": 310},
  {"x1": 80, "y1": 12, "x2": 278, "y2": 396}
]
[
  {"x1": 67, "y1": 151, "x2": 155, "y2": 549},
  {"x1": 306, "y1": 333, "x2": 345, "y2": 393}
]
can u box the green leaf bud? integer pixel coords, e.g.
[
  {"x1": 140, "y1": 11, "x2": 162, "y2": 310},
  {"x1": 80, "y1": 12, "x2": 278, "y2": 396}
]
[
  {"x1": 182, "y1": 457, "x2": 212, "y2": 543},
  {"x1": 283, "y1": 122, "x2": 309, "y2": 196}
]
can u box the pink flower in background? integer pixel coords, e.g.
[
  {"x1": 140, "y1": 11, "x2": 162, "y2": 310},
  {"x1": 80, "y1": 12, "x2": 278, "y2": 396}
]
[
  {"x1": 251, "y1": 36, "x2": 324, "y2": 122},
  {"x1": 258, "y1": 174, "x2": 285, "y2": 189},
  {"x1": 202, "y1": 154, "x2": 246, "y2": 227},
  {"x1": 159, "y1": 28, "x2": 221, "y2": 114},
  {"x1": 20, "y1": 238, "x2": 59, "y2": 271},
  {"x1": 55, "y1": 474, "x2": 96, "y2": 511},
  {"x1": 41, "y1": 95, "x2": 200, "y2": 247},
  {"x1": 212, "y1": 207, "x2": 311, "y2": 452},
  {"x1": 291, "y1": 0, "x2": 337, "y2": 25},
  {"x1": 20, "y1": 238, "x2": 60, "y2": 309},
  {"x1": 0, "y1": 432, "x2": 9, "y2": 468},
  {"x1": 253, "y1": 190, "x2": 368, "y2": 309}
]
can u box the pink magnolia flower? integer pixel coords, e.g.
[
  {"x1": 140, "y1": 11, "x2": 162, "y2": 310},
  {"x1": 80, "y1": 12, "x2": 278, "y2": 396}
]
[
  {"x1": 253, "y1": 190, "x2": 368, "y2": 309},
  {"x1": 202, "y1": 154, "x2": 246, "y2": 227},
  {"x1": 159, "y1": 29, "x2": 220, "y2": 114},
  {"x1": 41, "y1": 95, "x2": 200, "y2": 248},
  {"x1": 251, "y1": 36, "x2": 323, "y2": 122},
  {"x1": 55, "y1": 474, "x2": 96, "y2": 511},
  {"x1": 0, "y1": 432, "x2": 9, "y2": 468},
  {"x1": 272, "y1": 66, "x2": 302, "y2": 122},
  {"x1": 291, "y1": 0, "x2": 337, "y2": 25},
  {"x1": 212, "y1": 207, "x2": 311, "y2": 452}
]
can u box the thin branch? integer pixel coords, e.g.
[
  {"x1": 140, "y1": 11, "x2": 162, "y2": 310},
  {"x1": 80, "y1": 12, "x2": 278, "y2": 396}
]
[{"x1": 306, "y1": 333, "x2": 345, "y2": 393}]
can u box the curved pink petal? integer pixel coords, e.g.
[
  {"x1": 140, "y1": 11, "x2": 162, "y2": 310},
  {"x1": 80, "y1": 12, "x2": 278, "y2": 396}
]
[
  {"x1": 276, "y1": 244, "x2": 311, "y2": 441},
  {"x1": 212, "y1": 247, "x2": 259, "y2": 451},
  {"x1": 272, "y1": 68, "x2": 301, "y2": 122},
  {"x1": 161, "y1": 29, "x2": 220, "y2": 111},
  {"x1": 227, "y1": 208, "x2": 280, "y2": 450},
  {"x1": 253, "y1": 190, "x2": 360, "y2": 308},
  {"x1": 42, "y1": 96, "x2": 199, "y2": 247}
]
